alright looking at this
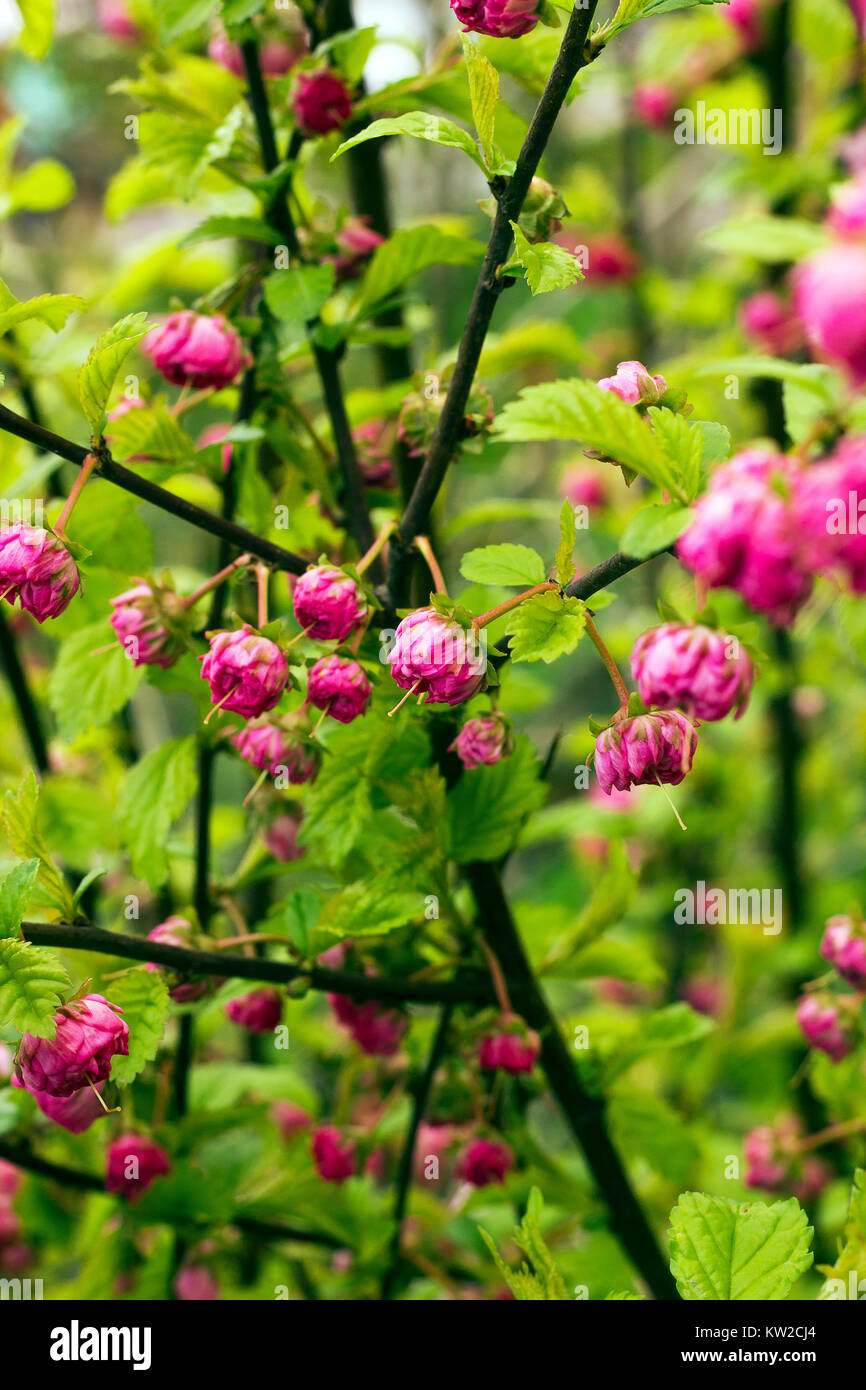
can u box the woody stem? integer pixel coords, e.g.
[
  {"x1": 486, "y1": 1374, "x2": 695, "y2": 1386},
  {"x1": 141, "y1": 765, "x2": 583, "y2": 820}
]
[
  {"x1": 180, "y1": 553, "x2": 252, "y2": 609},
  {"x1": 584, "y1": 613, "x2": 630, "y2": 711},
  {"x1": 473, "y1": 582, "x2": 559, "y2": 630}
]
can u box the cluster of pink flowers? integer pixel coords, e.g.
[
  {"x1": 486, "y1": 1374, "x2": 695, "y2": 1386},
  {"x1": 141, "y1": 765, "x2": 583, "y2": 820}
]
[
  {"x1": 105, "y1": 1134, "x2": 171, "y2": 1201},
  {"x1": 14, "y1": 995, "x2": 129, "y2": 1098},
  {"x1": 796, "y1": 993, "x2": 856, "y2": 1063},
  {"x1": 744, "y1": 1116, "x2": 830, "y2": 1201},
  {"x1": 0, "y1": 525, "x2": 80, "y2": 623},
  {"x1": 328, "y1": 993, "x2": 407, "y2": 1057},
  {"x1": 631, "y1": 624, "x2": 754, "y2": 723},
  {"x1": 388, "y1": 607, "x2": 487, "y2": 707},
  {"x1": 207, "y1": 14, "x2": 308, "y2": 79},
  {"x1": 594, "y1": 711, "x2": 697, "y2": 796},
  {"x1": 144, "y1": 312, "x2": 246, "y2": 390},
  {"x1": 795, "y1": 913, "x2": 866, "y2": 1064}
]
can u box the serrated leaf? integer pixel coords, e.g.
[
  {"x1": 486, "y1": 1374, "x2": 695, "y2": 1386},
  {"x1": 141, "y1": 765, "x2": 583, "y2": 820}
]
[
  {"x1": 263, "y1": 265, "x2": 335, "y2": 329},
  {"x1": 107, "y1": 968, "x2": 171, "y2": 1086},
  {"x1": 152, "y1": 0, "x2": 219, "y2": 43},
  {"x1": 446, "y1": 735, "x2": 545, "y2": 862},
  {"x1": 116, "y1": 737, "x2": 198, "y2": 887},
  {"x1": 106, "y1": 401, "x2": 195, "y2": 465},
  {"x1": 692, "y1": 419, "x2": 730, "y2": 467},
  {"x1": 0, "y1": 280, "x2": 84, "y2": 337},
  {"x1": 351, "y1": 225, "x2": 484, "y2": 320},
  {"x1": 647, "y1": 407, "x2": 703, "y2": 502},
  {"x1": 463, "y1": 38, "x2": 498, "y2": 168},
  {"x1": 460, "y1": 542, "x2": 547, "y2": 587},
  {"x1": 669, "y1": 1192, "x2": 813, "y2": 1300},
  {"x1": 48, "y1": 622, "x2": 145, "y2": 742},
  {"x1": 78, "y1": 313, "x2": 152, "y2": 437},
  {"x1": 555, "y1": 498, "x2": 576, "y2": 585},
  {"x1": 479, "y1": 1187, "x2": 569, "y2": 1300},
  {"x1": 317, "y1": 883, "x2": 421, "y2": 939},
  {"x1": 0, "y1": 859, "x2": 40, "y2": 940},
  {"x1": 621, "y1": 503, "x2": 693, "y2": 560},
  {"x1": 332, "y1": 112, "x2": 488, "y2": 173},
  {"x1": 818, "y1": 1170, "x2": 866, "y2": 1298},
  {"x1": 703, "y1": 215, "x2": 829, "y2": 264},
  {"x1": 178, "y1": 215, "x2": 279, "y2": 249},
  {"x1": 510, "y1": 223, "x2": 581, "y2": 295},
  {"x1": 0, "y1": 938, "x2": 69, "y2": 1038},
  {"x1": 505, "y1": 590, "x2": 586, "y2": 663},
  {"x1": 2, "y1": 773, "x2": 74, "y2": 919}
]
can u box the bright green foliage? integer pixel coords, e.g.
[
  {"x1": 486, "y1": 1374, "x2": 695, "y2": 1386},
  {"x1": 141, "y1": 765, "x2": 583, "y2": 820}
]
[{"x1": 669, "y1": 1193, "x2": 814, "y2": 1300}]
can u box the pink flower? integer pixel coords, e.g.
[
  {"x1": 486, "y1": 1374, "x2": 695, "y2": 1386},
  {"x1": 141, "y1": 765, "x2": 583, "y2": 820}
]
[
  {"x1": 676, "y1": 449, "x2": 812, "y2": 626},
  {"x1": 174, "y1": 1265, "x2": 219, "y2": 1301},
  {"x1": 796, "y1": 994, "x2": 854, "y2": 1062},
  {"x1": 450, "y1": 0, "x2": 542, "y2": 38},
  {"x1": 328, "y1": 994, "x2": 407, "y2": 1056},
  {"x1": 145, "y1": 916, "x2": 212, "y2": 1003},
  {"x1": 744, "y1": 1123, "x2": 791, "y2": 1192},
  {"x1": 0, "y1": 1160, "x2": 21, "y2": 1196},
  {"x1": 311, "y1": 1125, "x2": 356, "y2": 1183},
  {"x1": 598, "y1": 359, "x2": 667, "y2": 405},
  {"x1": 15, "y1": 994, "x2": 128, "y2": 1099},
  {"x1": 794, "y1": 241, "x2": 866, "y2": 386},
  {"x1": 197, "y1": 422, "x2": 233, "y2": 474},
  {"x1": 633, "y1": 81, "x2": 677, "y2": 131},
  {"x1": 630, "y1": 623, "x2": 754, "y2": 722},
  {"x1": 388, "y1": 607, "x2": 487, "y2": 707},
  {"x1": 224, "y1": 988, "x2": 283, "y2": 1034},
  {"x1": 292, "y1": 69, "x2": 353, "y2": 136},
  {"x1": 106, "y1": 1134, "x2": 171, "y2": 1200},
  {"x1": 449, "y1": 713, "x2": 510, "y2": 769},
  {"x1": 478, "y1": 1028, "x2": 539, "y2": 1075},
  {"x1": 200, "y1": 625, "x2": 289, "y2": 719},
  {"x1": 11, "y1": 1072, "x2": 107, "y2": 1133},
  {"x1": 307, "y1": 655, "x2": 372, "y2": 724},
  {"x1": 232, "y1": 719, "x2": 319, "y2": 783},
  {"x1": 562, "y1": 464, "x2": 606, "y2": 509},
  {"x1": 353, "y1": 419, "x2": 396, "y2": 489},
  {"x1": 679, "y1": 975, "x2": 724, "y2": 1018},
  {"x1": 0, "y1": 1207, "x2": 20, "y2": 1248},
  {"x1": 594, "y1": 711, "x2": 697, "y2": 795},
  {"x1": 413, "y1": 1121, "x2": 458, "y2": 1180},
  {"x1": 263, "y1": 813, "x2": 306, "y2": 863},
  {"x1": 820, "y1": 915, "x2": 866, "y2": 991},
  {"x1": 827, "y1": 177, "x2": 866, "y2": 236},
  {"x1": 795, "y1": 436, "x2": 866, "y2": 592},
  {"x1": 109, "y1": 581, "x2": 188, "y2": 670},
  {"x1": 849, "y1": 0, "x2": 866, "y2": 39},
  {"x1": 144, "y1": 312, "x2": 246, "y2": 390},
  {"x1": 331, "y1": 219, "x2": 385, "y2": 282},
  {"x1": 720, "y1": 0, "x2": 764, "y2": 48},
  {"x1": 98, "y1": 0, "x2": 139, "y2": 41},
  {"x1": 456, "y1": 1138, "x2": 513, "y2": 1187},
  {"x1": 292, "y1": 564, "x2": 367, "y2": 642},
  {"x1": 272, "y1": 1101, "x2": 312, "y2": 1141},
  {"x1": 739, "y1": 291, "x2": 803, "y2": 356},
  {"x1": 744, "y1": 1116, "x2": 830, "y2": 1200},
  {"x1": 0, "y1": 525, "x2": 80, "y2": 623},
  {"x1": 582, "y1": 234, "x2": 639, "y2": 284},
  {"x1": 208, "y1": 30, "x2": 307, "y2": 77}
]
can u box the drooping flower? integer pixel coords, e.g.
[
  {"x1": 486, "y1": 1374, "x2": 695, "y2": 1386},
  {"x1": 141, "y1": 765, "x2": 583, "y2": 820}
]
[
  {"x1": 272, "y1": 1100, "x2": 312, "y2": 1141},
  {"x1": 598, "y1": 360, "x2": 667, "y2": 405},
  {"x1": 449, "y1": 713, "x2": 511, "y2": 769},
  {"x1": 820, "y1": 915, "x2": 866, "y2": 991},
  {"x1": 11, "y1": 1072, "x2": 107, "y2": 1134},
  {"x1": 582, "y1": 234, "x2": 640, "y2": 284},
  {"x1": 15, "y1": 995, "x2": 129, "y2": 1099},
  {"x1": 196, "y1": 422, "x2": 234, "y2": 474},
  {"x1": 328, "y1": 993, "x2": 407, "y2": 1056},
  {"x1": 109, "y1": 581, "x2": 188, "y2": 670},
  {"x1": 311, "y1": 1125, "x2": 356, "y2": 1183},
  {"x1": 388, "y1": 607, "x2": 487, "y2": 707},
  {"x1": 224, "y1": 988, "x2": 283, "y2": 1035},
  {"x1": 827, "y1": 177, "x2": 866, "y2": 237},
  {"x1": 331, "y1": 218, "x2": 385, "y2": 282},
  {"x1": 144, "y1": 312, "x2": 246, "y2": 390},
  {"x1": 594, "y1": 711, "x2": 697, "y2": 796},
  {"x1": 744, "y1": 1115, "x2": 831, "y2": 1200},
  {"x1": 561, "y1": 464, "x2": 607, "y2": 509},
  {"x1": 739, "y1": 291, "x2": 803, "y2": 356},
  {"x1": 232, "y1": 718, "x2": 320, "y2": 784},
  {"x1": 353, "y1": 419, "x2": 396, "y2": 489},
  {"x1": 200, "y1": 625, "x2": 289, "y2": 719},
  {"x1": 292, "y1": 69, "x2": 353, "y2": 135},
  {"x1": 456, "y1": 1137, "x2": 513, "y2": 1187},
  {"x1": 793, "y1": 241, "x2": 866, "y2": 386},
  {"x1": 307, "y1": 655, "x2": 373, "y2": 724},
  {"x1": 292, "y1": 564, "x2": 368, "y2": 642},
  {"x1": 720, "y1": 0, "x2": 765, "y2": 49},
  {"x1": 630, "y1": 624, "x2": 754, "y2": 722},
  {"x1": 796, "y1": 994, "x2": 855, "y2": 1063},
  {"x1": 106, "y1": 1134, "x2": 171, "y2": 1200},
  {"x1": 450, "y1": 0, "x2": 543, "y2": 38},
  {"x1": 632, "y1": 81, "x2": 677, "y2": 131},
  {"x1": 795, "y1": 436, "x2": 866, "y2": 592},
  {"x1": 0, "y1": 525, "x2": 80, "y2": 623},
  {"x1": 478, "y1": 1024, "x2": 539, "y2": 1075},
  {"x1": 208, "y1": 27, "x2": 307, "y2": 78},
  {"x1": 97, "y1": 0, "x2": 140, "y2": 41},
  {"x1": 145, "y1": 916, "x2": 213, "y2": 1003}
]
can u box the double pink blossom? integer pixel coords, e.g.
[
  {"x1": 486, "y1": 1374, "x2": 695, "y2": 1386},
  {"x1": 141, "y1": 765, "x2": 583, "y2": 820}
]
[
  {"x1": 450, "y1": 714, "x2": 510, "y2": 769},
  {"x1": 820, "y1": 915, "x2": 866, "y2": 991},
  {"x1": 224, "y1": 988, "x2": 283, "y2": 1035},
  {"x1": 450, "y1": 0, "x2": 542, "y2": 38},
  {"x1": 11, "y1": 1072, "x2": 107, "y2": 1134},
  {"x1": 311, "y1": 1125, "x2": 356, "y2": 1183},
  {"x1": 292, "y1": 564, "x2": 368, "y2": 642},
  {"x1": 106, "y1": 1134, "x2": 171, "y2": 1200},
  {"x1": 15, "y1": 995, "x2": 128, "y2": 1098},
  {"x1": 200, "y1": 625, "x2": 289, "y2": 719},
  {"x1": 594, "y1": 711, "x2": 697, "y2": 796},
  {"x1": 292, "y1": 70, "x2": 353, "y2": 135},
  {"x1": 388, "y1": 607, "x2": 487, "y2": 707},
  {"x1": 796, "y1": 994, "x2": 854, "y2": 1063},
  {"x1": 144, "y1": 312, "x2": 246, "y2": 390},
  {"x1": 232, "y1": 719, "x2": 319, "y2": 784},
  {"x1": 630, "y1": 624, "x2": 754, "y2": 722},
  {"x1": 328, "y1": 994, "x2": 407, "y2": 1056},
  {"x1": 0, "y1": 525, "x2": 80, "y2": 623},
  {"x1": 145, "y1": 916, "x2": 213, "y2": 1003},
  {"x1": 456, "y1": 1137, "x2": 513, "y2": 1187},
  {"x1": 794, "y1": 242, "x2": 866, "y2": 387},
  {"x1": 307, "y1": 655, "x2": 372, "y2": 724},
  {"x1": 109, "y1": 582, "x2": 187, "y2": 669}
]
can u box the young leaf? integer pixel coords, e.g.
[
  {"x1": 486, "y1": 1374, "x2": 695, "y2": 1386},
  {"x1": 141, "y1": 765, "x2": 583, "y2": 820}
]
[
  {"x1": 445, "y1": 736, "x2": 546, "y2": 862},
  {"x1": 669, "y1": 1192, "x2": 813, "y2": 1300},
  {"x1": 78, "y1": 312, "x2": 152, "y2": 437},
  {"x1": 0, "y1": 859, "x2": 40, "y2": 940},
  {"x1": 0, "y1": 280, "x2": 84, "y2": 337},
  {"x1": 620, "y1": 503, "x2": 693, "y2": 560},
  {"x1": 48, "y1": 622, "x2": 145, "y2": 742},
  {"x1": 703, "y1": 215, "x2": 829, "y2": 264},
  {"x1": 2, "y1": 773, "x2": 74, "y2": 919},
  {"x1": 0, "y1": 938, "x2": 69, "y2": 1038},
  {"x1": 116, "y1": 736, "x2": 198, "y2": 887},
  {"x1": 463, "y1": 38, "x2": 499, "y2": 168},
  {"x1": 104, "y1": 401, "x2": 194, "y2": 465},
  {"x1": 107, "y1": 968, "x2": 171, "y2": 1086},
  {"x1": 460, "y1": 543, "x2": 547, "y2": 587},
  {"x1": 479, "y1": 1187, "x2": 570, "y2": 1301},
  {"x1": 818, "y1": 1170, "x2": 866, "y2": 1298},
  {"x1": 263, "y1": 265, "x2": 335, "y2": 329},
  {"x1": 332, "y1": 112, "x2": 488, "y2": 174},
  {"x1": 647, "y1": 406, "x2": 702, "y2": 501},
  {"x1": 555, "y1": 499, "x2": 576, "y2": 586},
  {"x1": 509, "y1": 223, "x2": 582, "y2": 296},
  {"x1": 505, "y1": 590, "x2": 586, "y2": 663},
  {"x1": 351, "y1": 225, "x2": 484, "y2": 320}
]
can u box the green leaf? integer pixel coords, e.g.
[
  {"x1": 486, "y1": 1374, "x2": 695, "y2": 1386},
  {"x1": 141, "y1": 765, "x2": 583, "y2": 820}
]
[
  {"x1": 78, "y1": 313, "x2": 152, "y2": 437},
  {"x1": 647, "y1": 406, "x2": 703, "y2": 501},
  {"x1": 460, "y1": 543, "x2": 547, "y2": 588},
  {"x1": 116, "y1": 737, "x2": 198, "y2": 887},
  {"x1": 15, "y1": 0, "x2": 56, "y2": 58},
  {"x1": 0, "y1": 938, "x2": 69, "y2": 1038},
  {"x1": 703, "y1": 215, "x2": 829, "y2": 264},
  {"x1": 601, "y1": 0, "x2": 728, "y2": 40},
  {"x1": 693, "y1": 419, "x2": 731, "y2": 467},
  {"x1": 479, "y1": 1188, "x2": 569, "y2": 1301},
  {"x1": 178, "y1": 215, "x2": 279, "y2": 249},
  {"x1": 2, "y1": 773, "x2": 74, "y2": 919},
  {"x1": 105, "y1": 401, "x2": 194, "y2": 465},
  {"x1": 819, "y1": 1170, "x2": 866, "y2": 1299},
  {"x1": 0, "y1": 279, "x2": 84, "y2": 337},
  {"x1": 509, "y1": 223, "x2": 582, "y2": 296},
  {"x1": 446, "y1": 735, "x2": 546, "y2": 862},
  {"x1": 107, "y1": 968, "x2": 171, "y2": 1086},
  {"x1": 555, "y1": 499, "x2": 576, "y2": 586},
  {"x1": 152, "y1": 0, "x2": 219, "y2": 42},
  {"x1": 494, "y1": 379, "x2": 682, "y2": 496},
  {"x1": 351, "y1": 225, "x2": 484, "y2": 320},
  {"x1": 669, "y1": 1192, "x2": 813, "y2": 1300},
  {"x1": 332, "y1": 112, "x2": 488, "y2": 173},
  {"x1": 317, "y1": 883, "x2": 422, "y2": 940},
  {"x1": 610, "y1": 1088, "x2": 699, "y2": 1186},
  {"x1": 463, "y1": 38, "x2": 499, "y2": 168},
  {"x1": 539, "y1": 842, "x2": 636, "y2": 972},
  {"x1": 0, "y1": 859, "x2": 40, "y2": 940},
  {"x1": 621, "y1": 503, "x2": 693, "y2": 560},
  {"x1": 505, "y1": 590, "x2": 586, "y2": 663},
  {"x1": 263, "y1": 264, "x2": 335, "y2": 329},
  {"x1": 604, "y1": 1003, "x2": 714, "y2": 1082},
  {"x1": 48, "y1": 622, "x2": 145, "y2": 742},
  {"x1": 7, "y1": 158, "x2": 75, "y2": 214}
]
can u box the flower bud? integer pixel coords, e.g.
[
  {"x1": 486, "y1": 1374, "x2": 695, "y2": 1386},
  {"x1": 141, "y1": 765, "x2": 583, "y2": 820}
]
[
  {"x1": 200, "y1": 625, "x2": 289, "y2": 719},
  {"x1": 450, "y1": 0, "x2": 543, "y2": 38},
  {"x1": 328, "y1": 994, "x2": 407, "y2": 1056},
  {"x1": 794, "y1": 242, "x2": 866, "y2": 387},
  {"x1": 514, "y1": 177, "x2": 567, "y2": 243},
  {"x1": 224, "y1": 988, "x2": 283, "y2": 1035},
  {"x1": 292, "y1": 564, "x2": 368, "y2": 642},
  {"x1": 631, "y1": 624, "x2": 754, "y2": 722},
  {"x1": 109, "y1": 581, "x2": 189, "y2": 670},
  {"x1": 0, "y1": 525, "x2": 80, "y2": 623},
  {"x1": 456, "y1": 1137, "x2": 513, "y2": 1187},
  {"x1": 311, "y1": 1125, "x2": 356, "y2": 1183},
  {"x1": 292, "y1": 69, "x2": 353, "y2": 135},
  {"x1": 598, "y1": 360, "x2": 667, "y2": 406},
  {"x1": 144, "y1": 312, "x2": 246, "y2": 390},
  {"x1": 174, "y1": 1265, "x2": 220, "y2": 1301},
  {"x1": 263, "y1": 813, "x2": 306, "y2": 863},
  {"x1": 307, "y1": 655, "x2": 372, "y2": 724},
  {"x1": 796, "y1": 994, "x2": 855, "y2": 1063},
  {"x1": 398, "y1": 378, "x2": 493, "y2": 460},
  {"x1": 739, "y1": 291, "x2": 803, "y2": 357},
  {"x1": 449, "y1": 713, "x2": 511, "y2": 769},
  {"x1": 272, "y1": 1101, "x2": 312, "y2": 1141},
  {"x1": 633, "y1": 81, "x2": 677, "y2": 130},
  {"x1": 353, "y1": 419, "x2": 396, "y2": 489},
  {"x1": 331, "y1": 218, "x2": 385, "y2": 282},
  {"x1": 388, "y1": 606, "x2": 487, "y2": 707},
  {"x1": 98, "y1": 0, "x2": 139, "y2": 41},
  {"x1": 820, "y1": 915, "x2": 866, "y2": 991},
  {"x1": 145, "y1": 916, "x2": 213, "y2": 1003},
  {"x1": 106, "y1": 1134, "x2": 171, "y2": 1200},
  {"x1": 594, "y1": 710, "x2": 697, "y2": 795},
  {"x1": 478, "y1": 1024, "x2": 539, "y2": 1075},
  {"x1": 232, "y1": 718, "x2": 320, "y2": 784},
  {"x1": 15, "y1": 994, "x2": 129, "y2": 1098}
]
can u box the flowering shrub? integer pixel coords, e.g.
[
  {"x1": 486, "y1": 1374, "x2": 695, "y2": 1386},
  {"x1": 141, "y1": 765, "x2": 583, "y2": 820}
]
[{"x1": 1, "y1": 0, "x2": 866, "y2": 1317}]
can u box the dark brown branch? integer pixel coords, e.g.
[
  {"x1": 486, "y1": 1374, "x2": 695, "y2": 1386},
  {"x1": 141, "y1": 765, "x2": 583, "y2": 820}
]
[{"x1": 0, "y1": 606, "x2": 49, "y2": 772}]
